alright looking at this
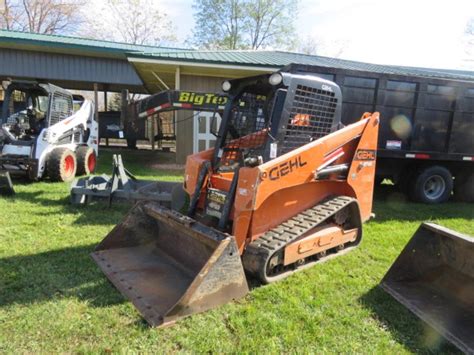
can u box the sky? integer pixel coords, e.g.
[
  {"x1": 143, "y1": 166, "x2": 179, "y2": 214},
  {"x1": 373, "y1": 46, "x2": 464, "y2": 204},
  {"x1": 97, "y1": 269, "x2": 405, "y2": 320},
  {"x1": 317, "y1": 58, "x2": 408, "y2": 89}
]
[{"x1": 157, "y1": 0, "x2": 474, "y2": 71}]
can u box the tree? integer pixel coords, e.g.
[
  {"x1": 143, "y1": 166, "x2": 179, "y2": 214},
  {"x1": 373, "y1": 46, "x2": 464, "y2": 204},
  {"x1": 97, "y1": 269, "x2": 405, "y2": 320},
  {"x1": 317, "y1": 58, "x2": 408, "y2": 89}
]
[
  {"x1": 298, "y1": 36, "x2": 320, "y2": 55},
  {"x1": 191, "y1": 0, "x2": 243, "y2": 49},
  {"x1": 464, "y1": 17, "x2": 474, "y2": 68},
  {"x1": 80, "y1": 0, "x2": 175, "y2": 46},
  {"x1": 466, "y1": 17, "x2": 474, "y2": 50},
  {"x1": 297, "y1": 36, "x2": 348, "y2": 58},
  {"x1": 244, "y1": 0, "x2": 297, "y2": 50},
  {"x1": 190, "y1": 0, "x2": 297, "y2": 50},
  {"x1": 107, "y1": 92, "x2": 122, "y2": 111},
  {"x1": 0, "y1": 0, "x2": 83, "y2": 34},
  {"x1": 466, "y1": 17, "x2": 474, "y2": 36}
]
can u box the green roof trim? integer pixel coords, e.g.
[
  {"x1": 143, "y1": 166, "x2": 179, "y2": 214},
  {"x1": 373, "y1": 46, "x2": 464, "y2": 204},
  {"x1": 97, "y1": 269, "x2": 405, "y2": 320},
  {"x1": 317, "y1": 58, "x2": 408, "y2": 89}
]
[
  {"x1": 0, "y1": 29, "x2": 188, "y2": 55},
  {"x1": 129, "y1": 49, "x2": 474, "y2": 81},
  {"x1": 1, "y1": 29, "x2": 472, "y2": 82}
]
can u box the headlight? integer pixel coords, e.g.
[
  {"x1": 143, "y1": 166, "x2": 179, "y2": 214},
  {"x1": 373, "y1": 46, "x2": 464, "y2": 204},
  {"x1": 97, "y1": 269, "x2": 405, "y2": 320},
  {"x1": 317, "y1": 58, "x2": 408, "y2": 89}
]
[
  {"x1": 222, "y1": 80, "x2": 232, "y2": 92},
  {"x1": 269, "y1": 72, "x2": 283, "y2": 86}
]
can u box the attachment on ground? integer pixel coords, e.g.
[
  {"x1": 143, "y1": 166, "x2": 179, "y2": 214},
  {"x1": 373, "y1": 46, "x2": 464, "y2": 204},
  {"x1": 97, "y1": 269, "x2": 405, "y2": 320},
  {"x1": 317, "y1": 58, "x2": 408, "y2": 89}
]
[
  {"x1": 70, "y1": 154, "x2": 184, "y2": 208},
  {"x1": 380, "y1": 222, "x2": 473, "y2": 354},
  {"x1": 0, "y1": 171, "x2": 15, "y2": 196},
  {"x1": 91, "y1": 202, "x2": 249, "y2": 327}
]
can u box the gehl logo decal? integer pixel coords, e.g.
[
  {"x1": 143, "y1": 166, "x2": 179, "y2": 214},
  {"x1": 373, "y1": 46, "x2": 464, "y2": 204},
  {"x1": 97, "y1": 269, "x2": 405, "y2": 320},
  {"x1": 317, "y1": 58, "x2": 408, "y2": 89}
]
[
  {"x1": 178, "y1": 92, "x2": 228, "y2": 105},
  {"x1": 262, "y1": 156, "x2": 307, "y2": 181},
  {"x1": 355, "y1": 149, "x2": 376, "y2": 161}
]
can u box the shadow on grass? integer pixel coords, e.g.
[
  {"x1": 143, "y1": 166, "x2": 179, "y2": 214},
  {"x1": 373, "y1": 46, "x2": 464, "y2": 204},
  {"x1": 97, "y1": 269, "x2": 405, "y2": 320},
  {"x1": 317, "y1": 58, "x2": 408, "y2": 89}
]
[
  {"x1": 0, "y1": 244, "x2": 126, "y2": 308},
  {"x1": 96, "y1": 148, "x2": 181, "y2": 178},
  {"x1": 10, "y1": 190, "x2": 130, "y2": 225},
  {"x1": 372, "y1": 184, "x2": 474, "y2": 223},
  {"x1": 359, "y1": 286, "x2": 462, "y2": 354}
]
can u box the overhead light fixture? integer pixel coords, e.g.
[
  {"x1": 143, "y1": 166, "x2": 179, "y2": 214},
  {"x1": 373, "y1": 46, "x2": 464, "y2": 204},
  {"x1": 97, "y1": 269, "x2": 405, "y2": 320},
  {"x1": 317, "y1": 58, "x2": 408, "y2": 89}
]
[
  {"x1": 222, "y1": 80, "x2": 232, "y2": 92},
  {"x1": 269, "y1": 72, "x2": 283, "y2": 86}
]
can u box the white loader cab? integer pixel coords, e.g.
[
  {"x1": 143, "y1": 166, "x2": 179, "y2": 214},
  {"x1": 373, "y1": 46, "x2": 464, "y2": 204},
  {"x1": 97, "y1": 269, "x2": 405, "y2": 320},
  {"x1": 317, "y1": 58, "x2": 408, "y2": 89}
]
[{"x1": 0, "y1": 81, "x2": 98, "y2": 182}]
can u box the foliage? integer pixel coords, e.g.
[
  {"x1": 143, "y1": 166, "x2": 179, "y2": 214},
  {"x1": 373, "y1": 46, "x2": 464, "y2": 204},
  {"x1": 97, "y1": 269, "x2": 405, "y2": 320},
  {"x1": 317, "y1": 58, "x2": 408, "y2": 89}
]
[
  {"x1": 191, "y1": 0, "x2": 297, "y2": 50},
  {"x1": 0, "y1": 0, "x2": 83, "y2": 34},
  {"x1": 107, "y1": 93, "x2": 122, "y2": 111},
  {"x1": 298, "y1": 36, "x2": 350, "y2": 58},
  {"x1": 191, "y1": 0, "x2": 243, "y2": 50},
  {"x1": 298, "y1": 35, "x2": 320, "y2": 55},
  {"x1": 0, "y1": 149, "x2": 471, "y2": 353},
  {"x1": 79, "y1": 0, "x2": 176, "y2": 46},
  {"x1": 245, "y1": 0, "x2": 297, "y2": 50},
  {"x1": 466, "y1": 17, "x2": 474, "y2": 36},
  {"x1": 464, "y1": 17, "x2": 474, "y2": 64}
]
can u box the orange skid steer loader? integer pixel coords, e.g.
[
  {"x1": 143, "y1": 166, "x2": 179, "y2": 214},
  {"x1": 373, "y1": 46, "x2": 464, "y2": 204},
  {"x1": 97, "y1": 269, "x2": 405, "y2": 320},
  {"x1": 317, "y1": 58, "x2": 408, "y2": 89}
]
[{"x1": 92, "y1": 69, "x2": 380, "y2": 327}]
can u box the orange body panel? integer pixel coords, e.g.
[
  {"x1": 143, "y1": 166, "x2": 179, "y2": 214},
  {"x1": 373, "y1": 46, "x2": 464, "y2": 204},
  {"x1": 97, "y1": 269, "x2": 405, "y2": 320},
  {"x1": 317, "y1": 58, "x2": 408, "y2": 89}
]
[
  {"x1": 184, "y1": 112, "x2": 380, "y2": 255},
  {"x1": 283, "y1": 225, "x2": 358, "y2": 265}
]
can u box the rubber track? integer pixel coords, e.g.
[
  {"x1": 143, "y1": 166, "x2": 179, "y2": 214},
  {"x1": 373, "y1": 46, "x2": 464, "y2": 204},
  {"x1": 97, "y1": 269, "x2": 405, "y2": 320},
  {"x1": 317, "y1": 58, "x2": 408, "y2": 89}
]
[{"x1": 242, "y1": 195, "x2": 356, "y2": 280}]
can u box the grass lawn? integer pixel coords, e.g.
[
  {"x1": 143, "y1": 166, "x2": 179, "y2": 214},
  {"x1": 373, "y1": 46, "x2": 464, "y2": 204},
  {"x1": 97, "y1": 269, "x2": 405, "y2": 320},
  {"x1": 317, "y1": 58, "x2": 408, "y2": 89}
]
[{"x1": 1, "y1": 148, "x2": 472, "y2": 353}]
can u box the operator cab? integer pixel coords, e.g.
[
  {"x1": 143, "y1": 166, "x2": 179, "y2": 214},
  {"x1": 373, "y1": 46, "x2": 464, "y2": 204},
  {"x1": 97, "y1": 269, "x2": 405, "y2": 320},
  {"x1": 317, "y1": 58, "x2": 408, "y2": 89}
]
[
  {"x1": 213, "y1": 71, "x2": 342, "y2": 172},
  {"x1": 0, "y1": 82, "x2": 73, "y2": 144}
]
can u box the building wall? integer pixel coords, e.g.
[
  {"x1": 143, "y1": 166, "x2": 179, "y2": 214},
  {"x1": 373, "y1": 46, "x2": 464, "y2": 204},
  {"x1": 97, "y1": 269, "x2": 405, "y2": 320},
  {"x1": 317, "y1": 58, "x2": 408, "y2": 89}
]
[{"x1": 176, "y1": 74, "x2": 225, "y2": 163}]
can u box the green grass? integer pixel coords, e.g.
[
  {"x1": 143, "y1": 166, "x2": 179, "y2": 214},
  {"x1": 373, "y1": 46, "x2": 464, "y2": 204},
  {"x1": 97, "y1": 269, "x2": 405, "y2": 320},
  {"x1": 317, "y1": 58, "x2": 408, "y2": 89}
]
[{"x1": 1, "y1": 149, "x2": 473, "y2": 353}]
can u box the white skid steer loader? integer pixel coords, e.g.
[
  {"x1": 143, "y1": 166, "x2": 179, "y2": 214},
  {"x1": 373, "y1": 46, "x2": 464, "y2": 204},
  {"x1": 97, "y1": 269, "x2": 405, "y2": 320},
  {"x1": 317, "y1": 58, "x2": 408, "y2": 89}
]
[{"x1": 0, "y1": 81, "x2": 98, "y2": 182}]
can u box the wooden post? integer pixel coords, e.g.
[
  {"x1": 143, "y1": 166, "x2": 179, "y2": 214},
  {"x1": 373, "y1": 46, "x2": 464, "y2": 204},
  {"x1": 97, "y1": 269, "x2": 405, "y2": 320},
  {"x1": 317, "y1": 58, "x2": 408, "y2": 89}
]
[
  {"x1": 93, "y1": 83, "x2": 99, "y2": 121},
  {"x1": 151, "y1": 116, "x2": 155, "y2": 151},
  {"x1": 103, "y1": 87, "x2": 109, "y2": 146},
  {"x1": 104, "y1": 89, "x2": 108, "y2": 112},
  {"x1": 120, "y1": 89, "x2": 129, "y2": 145},
  {"x1": 93, "y1": 83, "x2": 99, "y2": 145},
  {"x1": 120, "y1": 89, "x2": 129, "y2": 129}
]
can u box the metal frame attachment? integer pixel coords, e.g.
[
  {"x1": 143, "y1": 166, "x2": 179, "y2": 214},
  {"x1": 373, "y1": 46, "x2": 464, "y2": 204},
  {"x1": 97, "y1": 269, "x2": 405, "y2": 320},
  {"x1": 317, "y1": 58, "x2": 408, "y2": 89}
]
[{"x1": 70, "y1": 154, "x2": 182, "y2": 207}]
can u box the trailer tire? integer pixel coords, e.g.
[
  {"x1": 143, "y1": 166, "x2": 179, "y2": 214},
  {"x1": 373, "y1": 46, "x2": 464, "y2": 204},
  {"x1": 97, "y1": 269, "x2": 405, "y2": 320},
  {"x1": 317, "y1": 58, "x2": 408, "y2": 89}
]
[
  {"x1": 47, "y1": 148, "x2": 77, "y2": 182},
  {"x1": 76, "y1": 146, "x2": 97, "y2": 176},
  {"x1": 454, "y1": 173, "x2": 474, "y2": 202},
  {"x1": 410, "y1": 166, "x2": 453, "y2": 204}
]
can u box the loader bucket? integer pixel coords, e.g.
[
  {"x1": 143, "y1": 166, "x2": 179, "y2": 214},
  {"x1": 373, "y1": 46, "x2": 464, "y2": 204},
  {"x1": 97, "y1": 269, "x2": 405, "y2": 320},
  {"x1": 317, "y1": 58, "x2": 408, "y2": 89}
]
[
  {"x1": 92, "y1": 201, "x2": 249, "y2": 327},
  {"x1": 380, "y1": 222, "x2": 474, "y2": 353}
]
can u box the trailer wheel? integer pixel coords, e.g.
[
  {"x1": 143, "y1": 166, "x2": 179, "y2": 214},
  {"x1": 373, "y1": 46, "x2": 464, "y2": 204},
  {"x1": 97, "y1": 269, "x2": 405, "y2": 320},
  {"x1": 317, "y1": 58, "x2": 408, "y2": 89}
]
[
  {"x1": 47, "y1": 148, "x2": 77, "y2": 182},
  {"x1": 410, "y1": 166, "x2": 453, "y2": 204},
  {"x1": 454, "y1": 172, "x2": 474, "y2": 202},
  {"x1": 76, "y1": 146, "x2": 97, "y2": 176}
]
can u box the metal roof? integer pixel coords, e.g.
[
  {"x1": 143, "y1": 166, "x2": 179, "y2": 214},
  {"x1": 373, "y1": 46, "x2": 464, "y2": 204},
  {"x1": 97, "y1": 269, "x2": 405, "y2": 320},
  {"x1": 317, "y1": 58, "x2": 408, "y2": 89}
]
[
  {"x1": 0, "y1": 46, "x2": 146, "y2": 92},
  {"x1": 0, "y1": 29, "x2": 187, "y2": 56},
  {"x1": 130, "y1": 50, "x2": 474, "y2": 82},
  {"x1": 1, "y1": 29, "x2": 472, "y2": 90}
]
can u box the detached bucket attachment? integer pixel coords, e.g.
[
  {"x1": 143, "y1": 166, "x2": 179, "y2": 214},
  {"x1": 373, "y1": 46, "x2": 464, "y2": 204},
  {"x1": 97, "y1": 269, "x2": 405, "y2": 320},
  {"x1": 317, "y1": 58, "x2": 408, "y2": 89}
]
[
  {"x1": 92, "y1": 202, "x2": 249, "y2": 327},
  {"x1": 380, "y1": 222, "x2": 474, "y2": 353},
  {"x1": 0, "y1": 171, "x2": 14, "y2": 196}
]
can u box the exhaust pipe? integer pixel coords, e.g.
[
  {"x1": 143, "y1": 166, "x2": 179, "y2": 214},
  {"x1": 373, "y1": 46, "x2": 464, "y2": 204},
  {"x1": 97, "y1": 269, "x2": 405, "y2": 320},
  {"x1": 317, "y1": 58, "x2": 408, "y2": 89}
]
[{"x1": 92, "y1": 202, "x2": 249, "y2": 327}]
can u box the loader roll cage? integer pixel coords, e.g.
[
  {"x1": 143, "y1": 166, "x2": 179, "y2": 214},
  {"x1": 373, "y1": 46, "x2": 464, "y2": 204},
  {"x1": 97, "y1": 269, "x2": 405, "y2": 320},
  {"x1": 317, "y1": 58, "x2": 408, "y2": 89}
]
[
  {"x1": 212, "y1": 72, "x2": 342, "y2": 170},
  {"x1": 1, "y1": 82, "x2": 74, "y2": 133},
  {"x1": 213, "y1": 79, "x2": 276, "y2": 170}
]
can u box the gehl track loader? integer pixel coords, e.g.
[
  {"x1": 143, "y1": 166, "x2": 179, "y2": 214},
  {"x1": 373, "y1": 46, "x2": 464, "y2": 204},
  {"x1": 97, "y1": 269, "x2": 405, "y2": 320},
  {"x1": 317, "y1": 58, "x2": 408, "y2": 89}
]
[{"x1": 92, "y1": 69, "x2": 380, "y2": 327}]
